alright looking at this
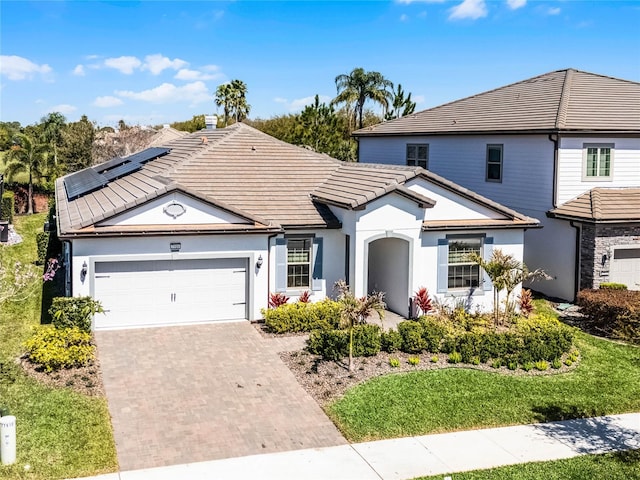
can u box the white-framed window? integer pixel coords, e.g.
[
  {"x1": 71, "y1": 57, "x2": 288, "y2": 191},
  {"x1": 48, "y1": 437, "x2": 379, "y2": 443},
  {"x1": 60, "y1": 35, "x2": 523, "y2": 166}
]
[
  {"x1": 486, "y1": 144, "x2": 503, "y2": 182},
  {"x1": 407, "y1": 144, "x2": 428, "y2": 169},
  {"x1": 583, "y1": 144, "x2": 613, "y2": 180},
  {"x1": 447, "y1": 238, "x2": 482, "y2": 289},
  {"x1": 287, "y1": 238, "x2": 312, "y2": 289}
]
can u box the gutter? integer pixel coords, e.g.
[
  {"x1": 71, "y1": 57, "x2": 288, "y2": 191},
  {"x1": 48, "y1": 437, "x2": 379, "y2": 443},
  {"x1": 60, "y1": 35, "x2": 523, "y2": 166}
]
[
  {"x1": 548, "y1": 133, "x2": 559, "y2": 208},
  {"x1": 266, "y1": 233, "x2": 279, "y2": 311}
]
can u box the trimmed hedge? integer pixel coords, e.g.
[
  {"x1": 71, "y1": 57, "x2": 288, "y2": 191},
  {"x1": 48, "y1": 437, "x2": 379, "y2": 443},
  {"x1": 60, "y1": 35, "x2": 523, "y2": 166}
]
[
  {"x1": 577, "y1": 289, "x2": 640, "y2": 344},
  {"x1": 23, "y1": 327, "x2": 94, "y2": 372},
  {"x1": 381, "y1": 329, "x2": 402, "y2": 353},
  {"x1": 600, "y1": 282, "x2": 627, "y2": 290},
  {"x1": 263, "y1": 299, "x2": 341, "y2": 333},
  {"x1": 49, "y1": 296, "x2": 104, "y2": 332},
  {"x1": 308, "y1": 324, "x2": 381, "y2": 360},
  {"x1": 1, "y1": 191, "x2": 14, "y2": 223},
  {"x1": 36, "y1": 231, "x2": 49, "y2": 265}
]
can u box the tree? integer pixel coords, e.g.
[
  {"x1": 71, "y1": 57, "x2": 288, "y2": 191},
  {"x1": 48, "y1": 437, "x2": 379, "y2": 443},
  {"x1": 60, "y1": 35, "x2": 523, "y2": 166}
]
[
  {"x1": 171, "y1": 115, "x2": 206, "y2": 133},
  {"x1": 296, "y1": 95, "x2": 351, "y2": 158},
  {"x1": 60, "y1": 115, "x2": 95, "y2": 172},
  {"x1": 334, "y1": 280, "x2": 385, "y2": 372},
  {"x1": 40, "y1": 112, "x2": 67, "y2": 167},
  {"x1": 4, "y1": 133, "x2": 50, "y2": 214},
  {"x1": 332, "y1": 67, "x2": 394, "y2": 130},
  {"x1": 215, "y1": 80, "x2": 251, "y2": 127},
  {"x1": 385, "y1": 84, "x2": 416, "y2": 121}
]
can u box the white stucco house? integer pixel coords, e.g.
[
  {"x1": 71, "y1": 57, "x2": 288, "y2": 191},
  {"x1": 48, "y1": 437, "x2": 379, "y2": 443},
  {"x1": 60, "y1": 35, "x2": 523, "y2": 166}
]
[
  {"x1": 355, "y1": 69, "x2": 640, "y2": 300},
  {"x1": 55, "y1": 123, "x2": 538, "y2": 330}
]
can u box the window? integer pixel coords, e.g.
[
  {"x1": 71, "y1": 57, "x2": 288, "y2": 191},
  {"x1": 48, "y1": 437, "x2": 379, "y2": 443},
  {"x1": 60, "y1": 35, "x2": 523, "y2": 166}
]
[
  {"x1": 287, "y1": 238, "x2": 312, "y2": 289},
  {"x1": 406, "y1": 144, "x2": 428, "y2": 169},
  {"x1": 583, "y1": 144, "x2": 613, "y2": 180},
  {"x1": 486, "y1": 144, "x2": 503, "y2": 182},
  {"x1": 447, "y1": 238, "x2": 482, "y2": 289}
]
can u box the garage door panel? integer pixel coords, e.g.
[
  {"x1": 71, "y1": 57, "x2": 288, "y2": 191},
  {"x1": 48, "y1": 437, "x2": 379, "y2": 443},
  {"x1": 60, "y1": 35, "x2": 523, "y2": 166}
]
[
  {"x1": 93, "y1": 258, "x2": 248, "y2": 329},
  {"x1": 610, "y1": 247, "x2": 640, "y2": 291}
]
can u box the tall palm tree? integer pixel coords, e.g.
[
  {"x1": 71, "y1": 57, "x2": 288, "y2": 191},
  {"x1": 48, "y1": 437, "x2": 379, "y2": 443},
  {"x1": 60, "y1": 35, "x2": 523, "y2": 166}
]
[
  {"x1": 215, "y1": 80, "x2": 251, "y2": 127},
  {"x1": 40, "y1": 112, "x2": 66, "y2": 167},
  {"x1": 5, "y1": 133, "x2": 50, "y2": 214},
  {"x1": 332, "y1": 68, "x2": 394, "y2": 130}
]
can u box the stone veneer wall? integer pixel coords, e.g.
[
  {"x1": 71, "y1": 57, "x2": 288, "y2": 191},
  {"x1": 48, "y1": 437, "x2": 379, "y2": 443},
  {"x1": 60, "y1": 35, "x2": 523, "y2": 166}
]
[{"x1": 580, "y1": 223, "x2": 640, "y2": 290}]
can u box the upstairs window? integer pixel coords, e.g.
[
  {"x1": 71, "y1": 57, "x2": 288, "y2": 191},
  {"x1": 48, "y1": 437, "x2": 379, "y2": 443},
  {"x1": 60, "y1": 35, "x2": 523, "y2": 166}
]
[
  {"x1": 407, "y1": 144, "x2": 428, "y2": 169},
  {"x1": 486, "y1": 144, "x2": 503, "y2": 182},
  {"x1": 584, "y1": 144, "x2": 613, "y2": 180}
]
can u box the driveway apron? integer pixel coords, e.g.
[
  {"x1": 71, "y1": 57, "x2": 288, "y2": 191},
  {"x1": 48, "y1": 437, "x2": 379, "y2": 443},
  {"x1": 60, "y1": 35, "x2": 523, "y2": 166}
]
[{"x1": 96, "y1": 323, "x2": 346, "y2": 471}]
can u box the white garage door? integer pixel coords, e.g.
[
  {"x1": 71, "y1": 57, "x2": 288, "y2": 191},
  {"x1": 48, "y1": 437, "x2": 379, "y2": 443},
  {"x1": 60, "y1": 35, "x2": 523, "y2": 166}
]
[
  {"x1": 93, "y1": 258, "x2": 247, "y2": 329},
  {"x1": 610, "y1": 248, "x2": 640, "y2": 291}
]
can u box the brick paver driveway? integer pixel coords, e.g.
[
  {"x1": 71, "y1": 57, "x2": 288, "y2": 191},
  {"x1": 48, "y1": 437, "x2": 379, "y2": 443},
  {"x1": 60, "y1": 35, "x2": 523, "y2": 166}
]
[{"x1": 96, "y1": 322, "x2": 346, "y2": 471}]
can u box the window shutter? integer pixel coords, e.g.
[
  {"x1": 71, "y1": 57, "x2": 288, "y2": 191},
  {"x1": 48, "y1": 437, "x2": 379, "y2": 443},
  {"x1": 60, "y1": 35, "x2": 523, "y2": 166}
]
[
  {"x1": 275, "y1": 238, "x2": 287, "y2": 292},
  {"x1": 437, "y1": 238, "x2": 448, "y2": 294},
  {"x1": 312, "y1": 237, "x2": 323, "y2": 291},
  {"x1": 483, "y1": 237, "x2": 494, "y2": 292}
]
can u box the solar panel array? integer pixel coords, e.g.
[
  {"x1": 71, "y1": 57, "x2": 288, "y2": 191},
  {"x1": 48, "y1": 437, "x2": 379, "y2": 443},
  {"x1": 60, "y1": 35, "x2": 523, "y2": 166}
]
[{"x1": 64, "y1": 147, "x2": 170, "y2": 200}]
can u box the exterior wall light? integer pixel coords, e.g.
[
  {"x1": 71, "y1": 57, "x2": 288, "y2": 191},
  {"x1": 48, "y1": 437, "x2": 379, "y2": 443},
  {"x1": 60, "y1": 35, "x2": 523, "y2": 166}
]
[
  {"x1": 80, "y1": 261, "x2": 88, "y2": 282},
  {"x1": 256, "y1": 255, "x2": 263, "y2": 269},
  {"x1": 170, "y1": 242, "x2": 181, "y2": 252}
]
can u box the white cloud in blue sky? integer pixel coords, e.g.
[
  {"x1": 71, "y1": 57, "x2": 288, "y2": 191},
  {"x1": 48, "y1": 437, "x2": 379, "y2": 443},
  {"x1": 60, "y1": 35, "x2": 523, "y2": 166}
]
[
  {"x1": 104, "y1": 56, "x2": 142, "y2": 75},
  {"x1": 506, "y1": 0, "x2": 527, "y2": 10},
  {"x1": 115, "y1": 82, "x2": 210, "y2": 106},
  {"x1": 93, "y1": 96, "x2": 124, "y2": 108},
  {"x1": 0, "y1": 55, "x2": 52, "y2": 81},
  {"x1": 449, "y1": 0, "x2": 488, "y2": 20}
]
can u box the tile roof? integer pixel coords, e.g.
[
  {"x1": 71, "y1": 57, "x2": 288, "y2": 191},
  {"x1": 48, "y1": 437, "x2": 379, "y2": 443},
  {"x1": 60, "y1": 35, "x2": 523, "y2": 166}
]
[
  {"x1": 548, "y1": 188, "x2": 640, "y2": 223},
  {"x1": 354, "y1": 69, "x2": 640, "y2": 136},
  {"x1": 56, "y1": 123, "x2": 537, "y2": 236}
]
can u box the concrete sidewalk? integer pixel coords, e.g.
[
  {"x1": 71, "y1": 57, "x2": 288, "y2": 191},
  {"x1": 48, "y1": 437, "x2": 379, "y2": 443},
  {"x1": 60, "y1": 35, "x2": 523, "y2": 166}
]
[{"x1": 74, "y1": 413, "x2": 639, "y2": 480}]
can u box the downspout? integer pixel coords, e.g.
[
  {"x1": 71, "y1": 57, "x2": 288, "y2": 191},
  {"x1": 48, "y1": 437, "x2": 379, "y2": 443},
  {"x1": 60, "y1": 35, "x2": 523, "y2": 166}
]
[
  {"x1": 548, "y1": 133, "x2": 559, "y2": 208},
  {"x1": 569, "y1": 221, "x2": 581, "y2": 302},
  {"x1": 266, "y1": 233, "x2": 279, "y2": 313}
]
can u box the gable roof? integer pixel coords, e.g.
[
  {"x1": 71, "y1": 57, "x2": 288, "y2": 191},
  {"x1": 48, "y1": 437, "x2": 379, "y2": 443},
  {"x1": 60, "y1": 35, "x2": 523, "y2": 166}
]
[
  {"x1": 56, "y1": 123, "x2": 538, "y2": 236},
  {"x1": 548, "y1": 188, "x2": 640, "y2": 223},
  {"x1": 354, "y1": 69, "x2": 640, "y2": 137}
]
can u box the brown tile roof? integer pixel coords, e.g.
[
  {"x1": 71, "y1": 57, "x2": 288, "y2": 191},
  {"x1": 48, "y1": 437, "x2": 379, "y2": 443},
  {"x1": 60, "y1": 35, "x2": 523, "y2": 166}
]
[
  {"x1": 548, "y1": 188, "x2": 640, "y2": 223},
  {"x1": 56, "y1": 123, "x2": 537, "y2": 236},
  {"x1": 354, "y1": 69, "x2": 640, "y2": 137}
]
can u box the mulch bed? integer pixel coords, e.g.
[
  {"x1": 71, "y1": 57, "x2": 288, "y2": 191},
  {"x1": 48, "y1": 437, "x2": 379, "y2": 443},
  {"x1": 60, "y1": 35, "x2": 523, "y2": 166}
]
[{"x1": 280, "y1": 348, "x2": 579, "y2": 407}]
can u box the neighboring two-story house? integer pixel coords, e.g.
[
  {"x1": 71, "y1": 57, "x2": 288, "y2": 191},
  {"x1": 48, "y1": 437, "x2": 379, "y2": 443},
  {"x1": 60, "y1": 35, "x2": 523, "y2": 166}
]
[{"x1": 355, "y1": 69, "x2": 640, "y2": 300}]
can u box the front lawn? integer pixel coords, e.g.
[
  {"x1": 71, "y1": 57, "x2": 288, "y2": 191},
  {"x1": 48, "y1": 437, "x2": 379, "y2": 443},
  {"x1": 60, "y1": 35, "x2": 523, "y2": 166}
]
[
  {"x1": 327, "y1": 305, "x2": 640, "y2": 442},
  {"x1": 0, "y1": 214, "x2": 117, "y2": 480},
  {"x1": 416, "y1": 450, "x2": 640, "y2": 480}
]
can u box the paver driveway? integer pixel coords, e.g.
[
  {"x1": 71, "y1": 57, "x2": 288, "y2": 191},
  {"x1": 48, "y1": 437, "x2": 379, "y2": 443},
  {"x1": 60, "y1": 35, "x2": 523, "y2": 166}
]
[{"x1": 96, "y1": 322, "x2": 346, "y2": 471}]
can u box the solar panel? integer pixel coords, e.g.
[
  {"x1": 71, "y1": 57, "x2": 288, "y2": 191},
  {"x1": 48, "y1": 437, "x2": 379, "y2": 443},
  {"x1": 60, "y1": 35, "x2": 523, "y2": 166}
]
[
  {"x1": 64, "y1": 168, "x2": 108, "y2": 200},
  {"x1": 64, "y1": 147, "x2": 171, "y2": 200}
]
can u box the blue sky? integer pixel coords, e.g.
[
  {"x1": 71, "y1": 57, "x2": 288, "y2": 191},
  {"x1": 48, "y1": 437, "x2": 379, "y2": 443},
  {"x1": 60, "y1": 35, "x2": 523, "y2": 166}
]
[{"x1": 1, "y1": 0, "x2": 639, "y2": 127}]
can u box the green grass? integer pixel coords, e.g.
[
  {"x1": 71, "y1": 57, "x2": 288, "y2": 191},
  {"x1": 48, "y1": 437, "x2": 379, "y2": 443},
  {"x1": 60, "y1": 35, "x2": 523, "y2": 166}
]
[
  {"x1": 0, "y1": 214, "x2": 117, "y2": 480},
  {"x1": 416, "y1": 450, "x2": 640, "y2": 480},
  {"x1": 327, "y1": 307, "x2": 640, "y2": 442}
]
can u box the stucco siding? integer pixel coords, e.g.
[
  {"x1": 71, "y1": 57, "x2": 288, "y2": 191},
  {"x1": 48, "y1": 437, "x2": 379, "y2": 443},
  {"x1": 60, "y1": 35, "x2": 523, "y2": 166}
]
[
  {"x1": 359, "y1": 135, "x2": 555, "y2": 215},
  {"x1": 557, "y1": 137, "x2": 640, "y2": 205}
]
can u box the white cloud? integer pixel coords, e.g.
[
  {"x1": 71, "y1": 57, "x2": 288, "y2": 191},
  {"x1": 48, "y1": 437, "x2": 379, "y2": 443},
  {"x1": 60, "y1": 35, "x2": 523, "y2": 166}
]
[
  {"x1": 547, "y1": 7, "x2": 561, "y2": 15},
  {"x1": 93, "y1": 96, "x2": 124, "y2": 108},
  {"x1": 273, "y1": 97, "x2": 288, "y2": 104},
  {"x1": 142, "y1": 54, "x2": 188, "y2": 75},
  {"x1": 115, "y1": 81, "x2": 210, "y2": 105},
  {"x1": 449, "y1": 0, "x2": 488, "y2": 20},
  {"x1": 85, "y1": 54, "x2": 100, "y2": 60},
  {"x1": 104, "y1": 56, "x2": 142, "y2": 74},
  {"x1": 395, "y1": 0, "x2": 445, "y2": 4},
  {"x1": 72, "y1": 64, "x2": 85, "y2": 76},
  {"x1": 400, "y1": 13, "x2": 409, "y2": 21},
  {"x1": 0, "y1": 55, "x2": 52, "y2": 80},
  {"x1": 50, "y1": 104, "x2": 77, "y2": 115},
  {"x1": 174, "y1": 67, "x2": 223, "y2": 81},
  {"x1": 506, "y1": 0, "x2": 526, "y2": 9}
]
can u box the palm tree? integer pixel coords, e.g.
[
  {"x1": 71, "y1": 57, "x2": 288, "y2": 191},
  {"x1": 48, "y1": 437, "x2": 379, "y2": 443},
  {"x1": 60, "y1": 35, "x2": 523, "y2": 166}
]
[
  {"x1": 334, "y1": 280, "x2": 385, "y2": 372},
  {"x1": 40, "y1": 112, "x2": 66, "y2": 167},
  {"x1": 5, "y1": 133, "x2": 50, "y2": 214},
  {"x1": 215, "y1": 80, "x2": 251, "y2": 127},
  {"x1": 332, "y1": 68, "x2": 394, "y2": 130}
]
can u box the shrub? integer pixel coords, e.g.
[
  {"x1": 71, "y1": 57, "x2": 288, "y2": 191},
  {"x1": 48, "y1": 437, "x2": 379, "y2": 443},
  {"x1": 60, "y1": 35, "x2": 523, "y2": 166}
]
[
  {"x1": 552, "y1": 358, "x2": 562, "y2": 369},
  {"x1": 389, "y1": 357, "x2": 400, "y2": 368},
  {"x1": 522, "y1": 361, "x2": 534, "y2": 372},
  {"x1": 419, "y1": 317, "x2": 450, "y2": 353},
  {"x1": 308, "y1": 324, "x2": 381, "y2": 360},
  {"x1": 414, "y1": 287, "x2": 433, "y2": 316},
  {"x1": 600, "y1": 282, "x2": 627, "y2": 290},
  {"x1": 564, "y1": 358, "x2": 573, "y2": 366},
  {"x1": 577, "y1": 289, "x2": 640, "y2": 344},
  {"x1": 491, "y1": 359, "x2": 503, "y2": 369},
  {"x1": 519, "y1": 288, "x2": 534, "y2": 317},
  {"x1": 471, "y1": 356, "x2": 481, "y2": 366},
  {"x1": 514, "y1": 315, "x2": 575, "y2": 362},
  {"x1": 381, "y1": 329, "x2": 402, "y2": 353},
  {"x1": 507, "y1": 361, "x2": 518, "y2": 370},
  {"x1": 398, "y1": 321, "x2": 427, "y2": 353},
  {"x1": 263, "y1": 299, "x2": 341, "y2": 333},
  {"x1": 23, "y1": 327, "x2": 94, "y2": 372},
  {"x1": 297, "y1": 291, "x2": 311, "y2": 303},
  {"x1": 49, "y1": 296, "x2": 104, "y2": 332},
  {"x1": 36, "y1": 232, "x2": 49, "y2": 265},
  {"x1": 430, "y1": 355, "x2": 439, "y2": 363},
  {"x1": 268, "y1": 292, "x2": 289, "y2": 308},
  {"x1": 408, "y1": 356, "x2": 420, "y2": 366},
  {"x1": 448, "y1": 351, "x2": 462, "y2": 364},
  {"x1": 1, "y1": 191, "x2": 14, "y2": 223},
  {"x1": 535, "y1": 360, "x2": 549, "y2": 371}
]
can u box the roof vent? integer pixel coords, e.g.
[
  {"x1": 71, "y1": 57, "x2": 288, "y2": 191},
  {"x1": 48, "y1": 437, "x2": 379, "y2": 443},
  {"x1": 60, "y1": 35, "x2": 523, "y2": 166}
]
[{"x1": 205, "y1": 115, "x2": 218, "y2": 130}]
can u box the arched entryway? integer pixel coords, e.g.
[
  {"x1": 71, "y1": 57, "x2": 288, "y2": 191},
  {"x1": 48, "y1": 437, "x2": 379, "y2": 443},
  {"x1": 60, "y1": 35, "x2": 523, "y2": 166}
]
[{"x1": 367, "y1": 237, "x2": 410, "y2": 316}]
